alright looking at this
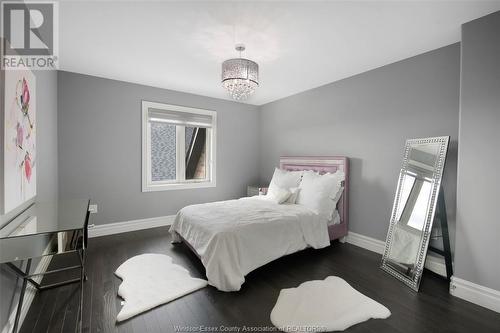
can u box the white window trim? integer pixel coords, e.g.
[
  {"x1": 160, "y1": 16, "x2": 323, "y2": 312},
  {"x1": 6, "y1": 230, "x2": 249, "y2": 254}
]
[{"x1": 141, "y1": 101, "x2": 217, "y2": 192}]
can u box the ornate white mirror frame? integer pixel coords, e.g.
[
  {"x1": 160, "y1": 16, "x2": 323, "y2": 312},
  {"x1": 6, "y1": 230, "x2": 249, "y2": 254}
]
[{"x1": 381, "y1": 136, "x2": 450, "y2": 291}]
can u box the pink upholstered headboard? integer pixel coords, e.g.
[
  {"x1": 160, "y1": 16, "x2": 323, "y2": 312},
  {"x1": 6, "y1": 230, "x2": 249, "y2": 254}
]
[{"x1": 279, "y1": 156, "x2": 349, "y2": 241}]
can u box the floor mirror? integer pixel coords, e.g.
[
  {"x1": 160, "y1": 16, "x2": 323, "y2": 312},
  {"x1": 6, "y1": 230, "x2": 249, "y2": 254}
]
[{"x1": 381, "y1": 136, "x2": 451, "y2": 291}]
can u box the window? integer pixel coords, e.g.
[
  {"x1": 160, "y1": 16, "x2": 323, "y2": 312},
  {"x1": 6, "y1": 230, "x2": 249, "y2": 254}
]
[{"x1": 142, "y1": 101, "x2": 216, "y2": 191}]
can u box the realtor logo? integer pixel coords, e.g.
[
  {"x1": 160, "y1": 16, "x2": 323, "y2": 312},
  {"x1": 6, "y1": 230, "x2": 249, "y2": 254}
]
[{"x1": 1, "y1": 1, "x2": 59, "y2": 70}]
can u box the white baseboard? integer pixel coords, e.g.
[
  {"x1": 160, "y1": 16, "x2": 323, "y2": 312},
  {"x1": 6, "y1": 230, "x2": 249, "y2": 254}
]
[
  {"x1": 345, "y1": 231, "x2": 500, "y2": 313},
  {"x1": 345, "y1": 231, "x2": 448, "y2": 277},
  {"x1": 88, "y1": 215, "x2": 175, "y2": 238},
  {"x1": 450, "y1": 277, "x2": 500, "y2": 313},
  {"x1": 2, "y1": 255, "x2": 52, "y2": 333},
  {"x1": 346, "y1": 231, "x2": 385, "y2": 254}
]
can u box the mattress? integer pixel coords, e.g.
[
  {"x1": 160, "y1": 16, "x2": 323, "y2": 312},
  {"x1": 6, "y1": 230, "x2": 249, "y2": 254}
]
[{"x1": 169, "y1": 197, "x2": 330, "y2": 291}]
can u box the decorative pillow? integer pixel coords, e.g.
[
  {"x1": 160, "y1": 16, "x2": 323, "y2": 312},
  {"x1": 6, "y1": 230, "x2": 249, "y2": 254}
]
[
  {"x1": 327, "y1": 185, "x2": 344, "y2": 222},
  {"x1": 333, "y1": 186, "x2": 344, "y2": 203},
  {"x1": 265, "y1": 186, "x2": 292, "y2": 204},
  {"x1": 296, "y1": 170, "x2": 345, "y2": 222},
  {"x1": 267, "y1": 168, "x2": 303, "y2": 195},
  {"x1": 285, "y1": 187, "x2": 301, "y2": 204},
  {"x1": 328, "y1": 209, "x2": 341, "y2": 226}
]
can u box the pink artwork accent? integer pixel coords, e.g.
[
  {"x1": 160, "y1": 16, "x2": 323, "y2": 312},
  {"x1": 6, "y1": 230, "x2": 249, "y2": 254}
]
[
  {"x1": 16, "y1": 123, "x2": 24, "y2": 147},
  {"x1": 21, "y1": 78, "x2": 30, "y2": 111},
  {"x1": 2, "y1": 69, "x2": 37, "y2": 214},
  {"x1": 279, "y1": 156, "x2": 349, "y2": 241},
  {"x1": 24, "y1": 153, "x2": 32, "y2": 181}
]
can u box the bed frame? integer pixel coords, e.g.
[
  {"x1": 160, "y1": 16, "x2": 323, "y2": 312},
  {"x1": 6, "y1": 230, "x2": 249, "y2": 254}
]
[{"x1": 279, "y1": 156, "x2": 349, "y2": 241}]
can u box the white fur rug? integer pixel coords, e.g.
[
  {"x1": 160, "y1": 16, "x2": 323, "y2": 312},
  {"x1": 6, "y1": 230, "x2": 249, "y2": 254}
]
[
  {"x1": 271, "y1": 276, "x2": 391, "y2": 332},
  {"x1": 115, "y1": 253, "x2": 207, "y2": 322}
]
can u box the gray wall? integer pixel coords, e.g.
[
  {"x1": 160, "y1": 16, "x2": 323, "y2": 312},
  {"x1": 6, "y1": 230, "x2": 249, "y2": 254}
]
[
  {"x1": 454, "y1": 11, "x2": 500, "y2": 291},
  {"x1": 0, "y1": 70, "x2": 58, "y2": 331},
  {"x1": 57, "y1": 71, "x2": 260, "y2": 226},
  {"x1": 259, "y1": 44, "x2": 460, "y2": 252}
]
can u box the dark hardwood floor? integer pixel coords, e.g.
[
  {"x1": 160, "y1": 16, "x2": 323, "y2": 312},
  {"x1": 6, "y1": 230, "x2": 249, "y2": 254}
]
[{"x1": 21, "y1": 227, "x2": 500, "y2": 333}]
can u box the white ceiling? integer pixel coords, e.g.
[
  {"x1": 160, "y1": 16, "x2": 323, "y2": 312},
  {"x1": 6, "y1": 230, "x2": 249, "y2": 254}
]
[{"x1": 59, "y1": 1, "x2": 500, "y2": 105}]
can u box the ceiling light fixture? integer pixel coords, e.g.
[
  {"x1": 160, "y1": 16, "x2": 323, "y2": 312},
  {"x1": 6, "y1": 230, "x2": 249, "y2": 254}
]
[{"x1": 221, "y1": 44, "x2": 259, "y2": 101}]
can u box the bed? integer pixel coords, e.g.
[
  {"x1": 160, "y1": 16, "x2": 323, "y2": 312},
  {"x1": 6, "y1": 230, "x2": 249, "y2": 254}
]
[{"x1": 169, "y1": 156, "x2": 349, "y2": 291}]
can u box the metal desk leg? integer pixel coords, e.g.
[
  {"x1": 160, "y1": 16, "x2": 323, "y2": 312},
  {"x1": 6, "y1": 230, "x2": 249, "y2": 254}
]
[
  {"x1": 12, "y1": 259, "x2": 32, "y2": 333},
  {"x1": 77, "y1": 248, "x2": 86, "y2": 333}
]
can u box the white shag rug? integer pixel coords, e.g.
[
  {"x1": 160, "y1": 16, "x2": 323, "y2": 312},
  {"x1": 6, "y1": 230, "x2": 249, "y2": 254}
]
[
  {"x1": 115, "y1": 253, "x2": 207, "y2": 322},
  {"x1": 270, "y1": 276, "x2": 391, "y2": 332}
]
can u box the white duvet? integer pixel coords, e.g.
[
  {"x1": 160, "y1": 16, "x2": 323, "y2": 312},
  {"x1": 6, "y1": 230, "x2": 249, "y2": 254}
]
[{"x1": 169, "y1": 197, "x2": 330, "y2": 291}]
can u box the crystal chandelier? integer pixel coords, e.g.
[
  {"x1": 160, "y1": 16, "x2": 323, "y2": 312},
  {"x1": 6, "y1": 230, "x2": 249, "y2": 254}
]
[{"x1": 221, "y1": 44, "x2": 259, "y2": 100}]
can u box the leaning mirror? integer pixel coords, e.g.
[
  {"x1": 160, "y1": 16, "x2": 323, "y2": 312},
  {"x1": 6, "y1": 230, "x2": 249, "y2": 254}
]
[{"x1": 381, "y1": 136, "x2": 450, "y2": 291}]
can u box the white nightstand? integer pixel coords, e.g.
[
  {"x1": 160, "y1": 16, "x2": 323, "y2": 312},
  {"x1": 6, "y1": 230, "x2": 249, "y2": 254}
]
[{"x1": 247, "y1": 186, "x2": 268, "y2": 197}]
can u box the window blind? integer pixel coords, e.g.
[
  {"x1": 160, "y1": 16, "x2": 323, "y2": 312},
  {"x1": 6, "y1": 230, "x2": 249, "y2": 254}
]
[{"x1": 148, "y1": 108, "x2": 213, "y2": 128}]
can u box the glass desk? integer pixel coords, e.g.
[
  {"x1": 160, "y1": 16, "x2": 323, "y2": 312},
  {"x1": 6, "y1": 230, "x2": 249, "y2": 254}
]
[{"x1": 0, "y1": 199, "x2": 90, "y2": 333}]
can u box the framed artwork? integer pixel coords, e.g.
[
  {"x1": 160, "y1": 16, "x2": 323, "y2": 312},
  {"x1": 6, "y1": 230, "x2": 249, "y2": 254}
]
[{"x1": 2, "y1": 69, "x2": 37, "y2": 214}]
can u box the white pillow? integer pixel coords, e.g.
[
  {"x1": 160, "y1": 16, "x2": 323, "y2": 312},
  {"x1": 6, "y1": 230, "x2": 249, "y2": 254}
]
[
  {"x1": 333, "y1": 186, "x2": 344, "y2": 203},
  {"x1": 328, "y1": 185, "x2": 344, "y2": 221},
  {"x1": 268, "y1": 168, "x2": 303, "y2": 195},
  {"x1": 265, "y1": 186, "x2": 292, "y2": 204},
  {"x1": 296, "y1": 170, "x2": 345, "y2": 222},
  {"x1": 286, "y1": 187, "x2": 301, "y2": 204}
]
